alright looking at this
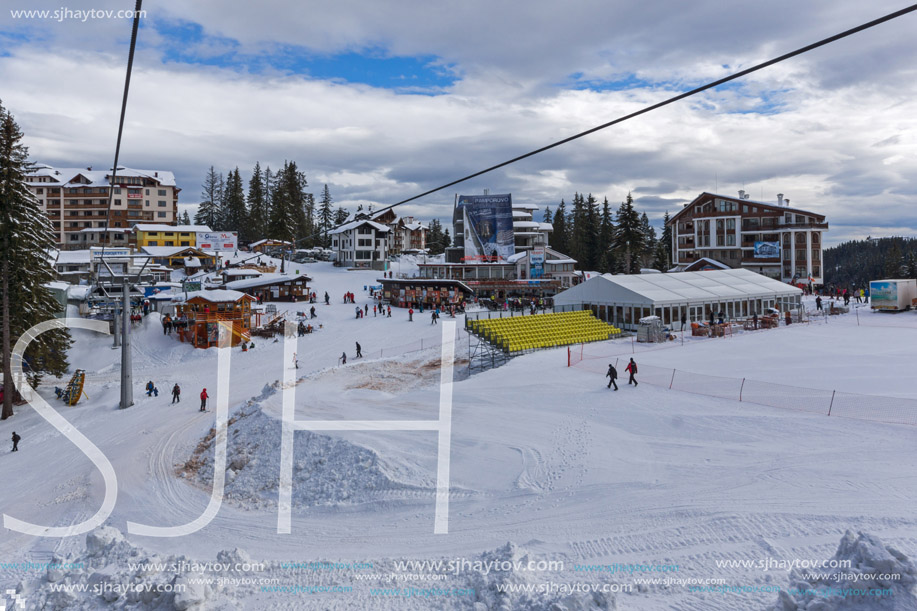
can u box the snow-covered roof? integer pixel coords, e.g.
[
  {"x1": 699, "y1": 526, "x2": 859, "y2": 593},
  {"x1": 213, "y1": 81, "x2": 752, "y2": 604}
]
[
  {"x1": 546, "y1": 258, "x2": 576, "y2": 265},
  {"x1": 250, "y1": 239, "x2": 293, "y2": 247},
  {"x1": 222, "y1": 269, "x2": 263, "y2": 277},
  {"x1": 135, "y1": 224, "x2": 210, "y2": 233},
  {"x1": 555, "y1": 268, "x2": 802, "y2": 308},
  {"x1": 172, "y1": 289, "x2": 252, "y2": 303},
  {"x1": 513, "y1": 203, "x2": 540, "y2": 211},
  {"x1": 142, "y1": 246, "x2": 208, "y2": 257},
  {"x1": 224, "y1": 273, "x2": 310, "y2": 291},
  {"x1": 44, "y1": 281, "x2": 70, "y2": 291},
  {"x1": 184, "y1": 257, "x2": 202, "y2": 267},
  {"x1": 402, "y1": 221, "x2": 427, "y2": 231},
  {"x1": 506, "y1": 252, "x2": 526, "y2": 263},
  {"x1": 55, "y1": 250, "x2": 92, "y2": 265},
  {"x1": 329, "y1": 219, "x2": 391, "y2": 235},
  {"x1": 78, "y1": 227, "x2": 132, "y2": 233},
  {"x1": 25, "y1": 166, "x2": 178, "y2": 188}
]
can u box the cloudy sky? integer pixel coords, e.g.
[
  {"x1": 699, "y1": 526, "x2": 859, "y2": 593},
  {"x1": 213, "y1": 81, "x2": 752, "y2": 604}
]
[{"x1": 1, "y1": 0, "x2": 915, "y2": 243}]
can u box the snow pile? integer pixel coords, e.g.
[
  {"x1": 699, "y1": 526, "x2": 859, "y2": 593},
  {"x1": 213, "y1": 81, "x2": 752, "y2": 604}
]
[
  {"x1": 457, "y1": 542, "x2": 616, "y2": 611},
  {"x1": 188, "y1": 399, "x2": 434, "y2": 511},
  {"x1": 770, "y1": 530, "x2": 917, "y2": 611},
  {"x1": 22, "y1": 526, "x2": 236, "y2": 610}
]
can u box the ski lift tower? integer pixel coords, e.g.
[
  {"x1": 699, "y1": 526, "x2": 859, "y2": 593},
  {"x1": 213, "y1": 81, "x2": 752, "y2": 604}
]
[{"x1": 90, "y1": 248, "x2": 154, "y2": 409}]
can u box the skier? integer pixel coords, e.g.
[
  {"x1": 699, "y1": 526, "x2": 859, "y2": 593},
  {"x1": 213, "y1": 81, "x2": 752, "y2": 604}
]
[
  {"x1": 171, "y1": 384, "x2": 181, "y2": 404},
  {"x1": 200, "y1": 388, "x2": 208, "y2": 412},
  {"x1": 606, "y1": 364, "x2": 618, "y2": 391},
  {"x1": 293, "y1": 352, "x2": 299, "y2": 369},
  {"x1": 310, "y1": 306, "x2": 316, "y2": 319},
  {"x1": 364, "y1": 304, "x2": 369, "y2": 317},
  {"x1": 431, "y1": 311, "x2": 438, "y2": 325},
  {"x1": 146, "y1": 381, "x2": 155, "y2": 396},
  {"x1": 864, "y1": 288, "x2": 870, "y2": 303},
  {"x1": 356, "y1": 342, "x2": 362, "y2": 358},
  {"x1": 324, "y1": 292, "x2": 330, "y2": 305},
  {"x1": 373, "y1": 305, "x2": 377, "y2": 317},
  {"x1": 408, "y1": 308, "x2": 414, "y2": 322},
  {"x1": 341, "y1": 351, "x2": 347, "y2": 365},
  {"x1": 625, "y1": 358, "x2": 638, "y2": 387},
  {"x1": 355, "y1": 306, "x2": 361, "y2": 319},
  {"x1": 11, "y1": 431, "x2": 20, "y2": 452},
  {"x1": 387, "y1": 305, "x2": 391, "y2": 318}
]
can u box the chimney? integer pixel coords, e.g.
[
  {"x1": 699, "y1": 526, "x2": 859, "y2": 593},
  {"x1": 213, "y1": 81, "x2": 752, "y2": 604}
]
[
  {"x1": 784, "y1": 198, "x2": 790, "y2": 206},
  {"x1": 777, "y1": 193, "x2": 784, "y2": 206},
  {"x1": 154, "y1": 172, "x2": 158, "y2": 177},
  {"x1": 738, "y1": 189, "x2": 745, "y2": 199}
]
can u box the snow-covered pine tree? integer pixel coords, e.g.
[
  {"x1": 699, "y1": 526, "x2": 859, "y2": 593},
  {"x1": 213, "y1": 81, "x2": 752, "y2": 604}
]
[
  {"x1": 223, "y1": 168, "x2": 247, "y2": 238},
  {"x1": 319, "y1": 185, "x2": 334, "y2": 248},
  {"x1": 246, "y1": 161, "x2": 267, "y2": 240},
  {"x1": 194, "y1": 166, "x2": 221, "y2": 228},
  {"x1": 1, "y1": 102, "x2": 71, "y2": 419}
]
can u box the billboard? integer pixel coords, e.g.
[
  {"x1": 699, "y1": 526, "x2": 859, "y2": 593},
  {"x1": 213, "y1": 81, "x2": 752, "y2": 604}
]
[
  {"x1": 458, "y1": 194, "x2": 515, "y2": 262},
  {"x1": 753, "y1": 241, "x2": 779, "y2": 258},
  {"x1": 529, "y1": 247, "x2": 545, "y2": 279},
  {"x1": 197, "y1": 231, "x2": 238, "y2": 252}
]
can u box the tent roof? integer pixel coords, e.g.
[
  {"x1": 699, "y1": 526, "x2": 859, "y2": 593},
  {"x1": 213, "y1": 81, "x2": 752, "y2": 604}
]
[{"x1": 554, "y1": 268, "x2": 802, "y2": 307}]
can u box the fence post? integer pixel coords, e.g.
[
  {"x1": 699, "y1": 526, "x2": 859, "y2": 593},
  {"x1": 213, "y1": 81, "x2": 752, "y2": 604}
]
[
  {"x1": 828, "y1": 390, "x2": 835, "y2": 416},
  {"x1": 739, "y1": 377, "x2": 745, "y2": 402},
  {"x1": 669, "y1": 369, "x2": 676, "y2": 389},
  {"x1": 567, "y1": 346, "x2": 570, "y2": 367},
  {"x1": 631, "y1": 335, "x2": 635, "y2": 354},
  {"x1": 856, "y1": 308, "x2": 859, "y2": 326}
]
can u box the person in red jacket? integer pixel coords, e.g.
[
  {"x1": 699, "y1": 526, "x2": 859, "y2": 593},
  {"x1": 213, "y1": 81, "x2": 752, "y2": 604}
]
[
  {"x1": 625, "y1": 358, "x2": 638, "y2": 387},
  {"x1": 200, "y1": 388, "x2": 208, "y2": 412}
]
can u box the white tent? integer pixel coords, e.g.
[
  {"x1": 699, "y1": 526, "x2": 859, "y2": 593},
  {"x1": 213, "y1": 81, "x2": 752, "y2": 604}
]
[{"x1": 553, "y1": 269, "x2": 802, "y2": 330}]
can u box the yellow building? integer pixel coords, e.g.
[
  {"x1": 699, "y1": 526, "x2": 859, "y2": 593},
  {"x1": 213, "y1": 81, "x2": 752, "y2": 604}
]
[{"x1": 134, "y1": 224, "x2": 211, "y2": 248}]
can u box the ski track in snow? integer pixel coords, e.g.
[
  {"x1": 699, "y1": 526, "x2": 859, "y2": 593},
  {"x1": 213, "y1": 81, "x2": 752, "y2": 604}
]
[{"x1": 2, "y1": 261, "x2": 917, "y2": 609}]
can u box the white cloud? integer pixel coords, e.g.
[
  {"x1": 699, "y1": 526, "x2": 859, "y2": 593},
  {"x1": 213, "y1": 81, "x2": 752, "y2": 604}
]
[{"x1": 1, "y1": 0, "x2": 916, "y2": 245}]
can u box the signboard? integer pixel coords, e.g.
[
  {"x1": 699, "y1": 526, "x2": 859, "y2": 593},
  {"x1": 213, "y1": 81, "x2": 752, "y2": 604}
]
[
  {"x1": 753, "y1": 241, "x2": 779, "y2": 258},
  {"x1": 196, "y1": 231, "x2": 238, "y2": 252},
  {"x1": 90, "y1": 247, "x2": 131, "y2": 260},
  {"x1": 529, "y1": 247, "x2": 545, "y2": 279},
  {"x1": 458, "y1": 194, "x2": 515, "y2": 262},
  {"x1": 126, "y1": 191, "x2": 142, "y2": 199}
]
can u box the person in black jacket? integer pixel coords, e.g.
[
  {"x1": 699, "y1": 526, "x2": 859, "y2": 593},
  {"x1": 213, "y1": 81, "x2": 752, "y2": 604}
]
[
  {"x1": 171, "y1": 384, "x2": 181, "y2": 404},
  {"x1": 606, "y1": 364, "x2": 618, "y2": 390},
  {"x1": 356, "y1": 342, "x2": 362, "y2": 358},
  {"x1": 11, "y1": 431, "x2": 20, "y2": 452}
]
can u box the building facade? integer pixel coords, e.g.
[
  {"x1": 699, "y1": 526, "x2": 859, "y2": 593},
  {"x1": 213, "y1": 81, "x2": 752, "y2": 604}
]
[
  {"x1": 135, "y1": 224, "x2": 210, "y2": 248},
  {"x1": 329, "y1": 219, "x2": 391, "y2": 269},
  {"x1": 391, "y1": 216, "x2": 429, "y2": 254},
  {"x1": 667, "y1": 191, "x2": 828, "y2": 284},
  {"x1": 25, "y1": 165, "x2": 180, "y2": 249}
]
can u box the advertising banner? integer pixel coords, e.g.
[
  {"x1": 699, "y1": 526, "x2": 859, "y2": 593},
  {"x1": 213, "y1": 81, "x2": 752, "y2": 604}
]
[
  {"x1": 197, "y1": 231, "x2": 238, "y2": 252},
  {"x1": 458, "y1": 194, "x2": 515, "y2": 262},
  {"x1": 753, "y1": 241, "x2": 779, "y2": 258},
  {"x1": 530, "y1": 247, "x2": 545, "y2": 279}
]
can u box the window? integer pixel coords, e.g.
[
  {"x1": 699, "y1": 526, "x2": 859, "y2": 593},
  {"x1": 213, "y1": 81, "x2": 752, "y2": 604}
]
[
  {"x1": 726, "y1": 235, "x2": 736, "y2": 246},
  {"x1": 726, "y1": 218, "x2": 735, "y2": 230},
  {"x1": 145, "y1": 189, "x2": 150, "y2": 195},
  {"x1": 114, "y1": 199, "x2": 121, "y2": 205},
  {"x1": 114, "y1": 234, "x2": 124, "y2": 241},
  {"x1": 145, "y1": 200, "x2": 150, "y2": 206},
  {"x1": 114, "y1": 188, "x2": 121, "y2": 194},
  {"x1": 37, "y1": 188, "x2": 43, "y2": 194},
  {"x1": 716, "y1": 219, "x2": 724, "y2": 231},
  {"x1": 158, "y1": 189, "x2": 166, "y2": 196},
  {"x1": 716, "y1": 236, "x2": 725, "y2": 246},
  {"x1": 355, "y1": 251, "x2": 372, "y2": 260},
  {"x1": 180, "y1": 241, "x2": 190, "y2": 247},
  {"x1": 164, "y1": 241, "x2": 174, "y2": 246},
  {"x1": 158, "y1": 201, "x2": 166, "y2": 207},
  {"x1": 148, "y1": 241, "x2": 158, "y2": 246},
  {"x1": 69, "y1": 199, "x2": 78, "y2": 205},
  {"x1": 158, "y1": 211, "x2": 167, "y2": 218},
  {"x1": 357, "y1": 238, "x2": 372, "y2": 247}
]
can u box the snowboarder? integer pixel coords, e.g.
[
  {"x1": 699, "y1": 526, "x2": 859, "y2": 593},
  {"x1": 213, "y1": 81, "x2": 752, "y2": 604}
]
[
  {"x1": 171, "y1": 384, "x2": 181, "y2": 404},
  {"x1": 200, "y1": 388, "x2": 208, "y2": 412},
  {"x1": 356, "y1": 342, "x2": 362, "y2": 358},
  {"x1": 606, "y1": 364, "x2": 618, "y2": 391},
  {"x1": 625, "y1": 358, "x2": 638, "y2": 386},
  {"x1": 341, "y1": 351, "x2": 347, "y2": 365},
  {"x1": 146, "y1": 381, "x2": 155, "y2": 396},
  {"x1": 11, "y1": 431, "x2": 20, "y2": 452},
  {"x1": 408, "y1": 308, "x2": 413, "y2": 322}
]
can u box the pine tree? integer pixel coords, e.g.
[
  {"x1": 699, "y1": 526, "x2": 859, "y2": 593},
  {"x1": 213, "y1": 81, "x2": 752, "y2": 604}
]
[
  {"x1": 442, "y1": 228, "x2": 451, "y2": 252},
  {"x1": 223, "y1": 168, "x2": 247, "y2": 237},
  {"x1": 614, "y1": 192, "x2": 644, "y2": 274},
  {"x1": 333, "y1": 206, "x2": 349, "y2": 225},
  {"x1": 181, "y1": 210, "x2": 191, "y2": 225},
  {"x1": 428, "y1": 219, "x2": 444, "y2": 255},
  {"x1": 1, "y1": 103, "x2": 71, "y2": 419},
  {"x1": 583, "y1": 194, "x2": 600, "y2": 269},
  {"x1": 552, "y1": 199, "x2": 569, "y2": 255},
  {"x1": 598, "y1": 197, "x2": 616, "y2": 273},
  {"x1": 542, "y1": 206, "x2": 552, "y2": 225},
  {"x1": 195, "y1": 166, "x2": 221, "y2": 228},
  {"x1": 267, "y1": 161, "x2": 310, "y2": 244},
  {"x1": 246, "y1": 161, "x2": 268, "y2": 240},
  {"x1": 660, "y1": 211, "x2": 673, "y2": 268},
  {"x1": 885, "y1": 241, "x2": 904, "y2": 278},
  {"x1": 318, "y1": 184, "x2": 334, "y2": 248},
  {"x1": 639, "y1": 212, "x2": 657, "y2": 268}
]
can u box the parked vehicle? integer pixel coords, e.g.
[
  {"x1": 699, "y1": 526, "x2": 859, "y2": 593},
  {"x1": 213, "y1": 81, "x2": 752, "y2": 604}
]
[{"x1": 869, "y1": 279, "x2": 917, "y2": 311}]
